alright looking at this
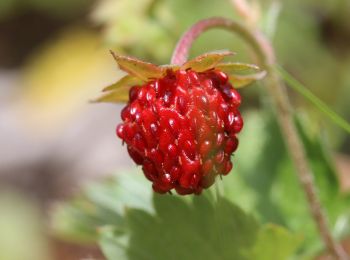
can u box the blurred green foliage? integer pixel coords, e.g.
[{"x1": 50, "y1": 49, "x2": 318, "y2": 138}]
[
  {"x1": 91, "y1": 0, "x2": 249, "y2": 62},
  {"x1": 224, "y1": 110, "x2": 350, "y2": 256}
]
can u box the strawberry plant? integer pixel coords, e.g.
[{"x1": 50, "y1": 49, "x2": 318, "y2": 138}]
[{"x1": 52, "y1": 1, "x2": 350, "y2": 259}]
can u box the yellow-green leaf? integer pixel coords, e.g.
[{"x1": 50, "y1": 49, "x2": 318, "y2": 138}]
[
  {"x1": 181, "y1": 50, "x2": 235, "y2": 72},
  {"x1": 216, "y1": 62, "x2": 260, "y2": 73},
  {"x1": 229, "y1": 71, "x2": 266, "y2": 88},
  {"x1": 102, "y1": 75, "x2": 143, "y2": 92},
  {"x1": 92, "y1": 88, "x2": 129, "y2": 103},
  {"x1": 110, "y1": 51, "x2": 165, "y2": 81}
]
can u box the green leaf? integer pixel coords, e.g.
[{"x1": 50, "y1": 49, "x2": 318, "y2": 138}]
[
  {"x1": 229, "y1": 71, "x2": 266, "y2": 88},
  {"x1": 97, "y1": 192, "x2": 300, "y2": 260},
  {"x1": 52, "y1": 166, "x2": 300, "y2": 259},
  {"x1": 110, "y1": 51, "x2": 165, "y2": 81},
  {"x1": 277, "y1": 65, "x2": 350, "y2": 134},
  {"x1": 216, "y1": 62, "x2": 260, "y2": 73},
  {"x1": 108, "y1": 194, "x2": 260, "y2": 260},
  {"x1": 102, "y1": 75, "x2": 143, "y2": 92},
  {"x1": 250, "y1": 224, "x2": 302, "y2": 260},
  {"x1": 181, "y1": 50, "x2": 235, "y2": 72}
]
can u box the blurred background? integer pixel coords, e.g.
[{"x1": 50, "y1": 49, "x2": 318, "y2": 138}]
[{"x1": 0, "y1": 0, "x2": 349, "y2": 259}]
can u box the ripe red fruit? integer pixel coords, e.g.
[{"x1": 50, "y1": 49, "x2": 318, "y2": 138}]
[
  {"x1": 95, "y1": 51, "x2": 264, "y2": 194},
  {"x1": 116, "y1": 69, "x2": 242, "y2": 195}
]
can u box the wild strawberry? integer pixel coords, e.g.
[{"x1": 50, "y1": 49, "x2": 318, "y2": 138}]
[{"x1": 95, "y1": 50, "x2": 265, "y2": 195}]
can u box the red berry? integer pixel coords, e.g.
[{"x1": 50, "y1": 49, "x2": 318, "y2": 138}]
[{"x1": 116, "y1": 69, "x2": 243, "y2": 195}]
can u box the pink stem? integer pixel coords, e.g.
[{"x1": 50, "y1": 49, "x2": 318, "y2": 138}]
[
  {"x1": 171, "y1": 17, "x2": 348, "y2": 260},
  {"x1": 171, "y1": 17, "x2": 271, "y2": 65}
]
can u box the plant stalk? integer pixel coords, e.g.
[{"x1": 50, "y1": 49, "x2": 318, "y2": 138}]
[{"x1": 171, "y1": 17, "x2": 348, "y2": 260}]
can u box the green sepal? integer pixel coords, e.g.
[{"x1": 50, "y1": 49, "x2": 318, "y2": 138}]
[
  {"x1": 110, "y1": 51, "x2": 165, "y2": 81},
  {"x1": 92, "y1": 88, "x2": 130, "y2": 103},
  {"x1": 216, "y1": 62, "x2": 260, "y2": 73},
  {"x1": 102, "y1": 75, "x2": 143, "y2": 92},
  {"x1": 181, "y1": 50, "x2": 235, "y2": 72},
  {"x1": 229, "y1": 71, "x2": 266, "y2": 88}
]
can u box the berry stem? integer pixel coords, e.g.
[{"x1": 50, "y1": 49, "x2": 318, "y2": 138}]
[{"x1": 171, "y1": 17, "x2": 348, "y2": 259}]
